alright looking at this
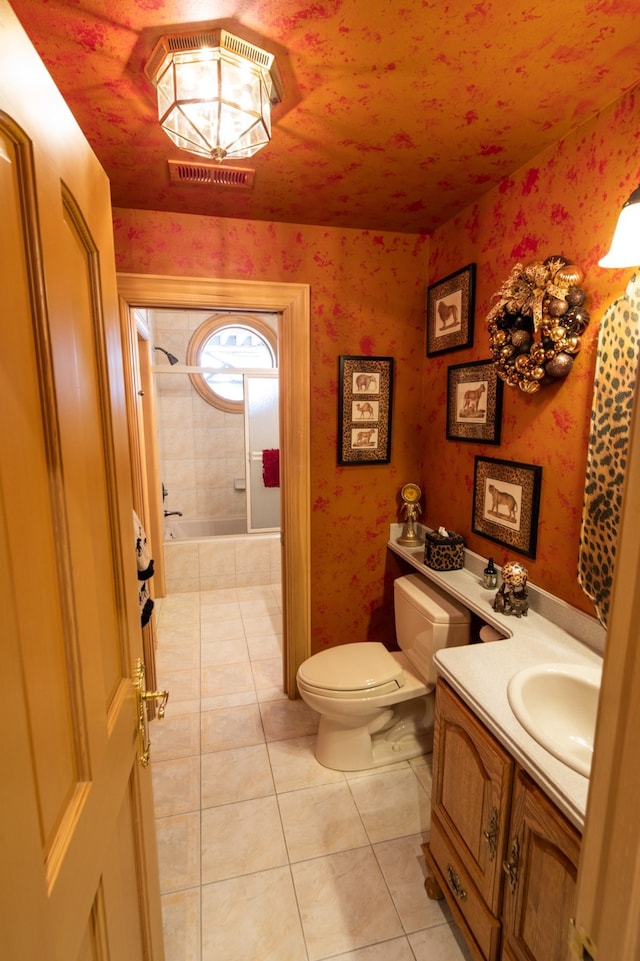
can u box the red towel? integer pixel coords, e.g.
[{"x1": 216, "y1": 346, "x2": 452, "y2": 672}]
[{"x1": 262, "y1": 449, "x2": 280, "y2": 488}]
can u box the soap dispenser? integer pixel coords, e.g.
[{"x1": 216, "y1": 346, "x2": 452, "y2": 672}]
[{"x1": 483, "y1": 557, "x2": 497, "y2": 590}]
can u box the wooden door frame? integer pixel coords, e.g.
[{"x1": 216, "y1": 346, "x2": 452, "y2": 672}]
[{"x1": 116, "y1": 273, "x2": 311, "y2": 697}]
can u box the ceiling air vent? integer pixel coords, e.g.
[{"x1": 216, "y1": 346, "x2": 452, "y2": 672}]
[{"x1": 168, "y1": 160, "x2": 255, "y2": 189}]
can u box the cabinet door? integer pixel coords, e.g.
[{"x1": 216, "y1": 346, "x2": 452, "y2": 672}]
[
  {"x1": 432, "y1": 680, "x2": 514, "y2": 913},
  {"x1": 501, "y1": 768, "x2": 581, "y2": 961}
]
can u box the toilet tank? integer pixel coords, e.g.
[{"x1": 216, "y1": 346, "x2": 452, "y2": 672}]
[{"x1": 394, "y1": 574, "x2": 470, "y2": 683}]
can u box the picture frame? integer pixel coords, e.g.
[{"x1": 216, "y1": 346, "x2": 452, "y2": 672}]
[
  {"x1": 446, "y1": 359, "x2": 503, "y2": 444},
  {"x1": 337, "y1": 355, "x2": 394, "y2": 465},
  {"x1": 472, "y1": 456, "x2": 542, "y2": 558},
  {"x1": 426, "y1": 263, "x2": 476, "y2": 356}
]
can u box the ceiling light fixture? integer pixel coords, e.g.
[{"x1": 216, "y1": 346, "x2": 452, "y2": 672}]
[
  {"x1": 145, "y1": 28, "x2": 283, "y2": 163},
  {"x1": 599, "y1": 185, "x2": 640, "y2": 268}
]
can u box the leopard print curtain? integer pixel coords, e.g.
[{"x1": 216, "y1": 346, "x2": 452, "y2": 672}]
[{"x1": 578, "y1": 274, "x2": 640, "y2": 628}]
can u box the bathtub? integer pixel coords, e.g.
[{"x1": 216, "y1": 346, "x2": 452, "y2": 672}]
[
  {"x1": 162, "y1": 518, "x2": 281, "y2": 592},
  {"x1": 165, "y1": 517, "x2": 246, "y2": 539}
]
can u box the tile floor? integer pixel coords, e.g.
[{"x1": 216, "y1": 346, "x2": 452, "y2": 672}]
[{"x1": 151, "y1": 586, "x2": 474, "y2": 961}]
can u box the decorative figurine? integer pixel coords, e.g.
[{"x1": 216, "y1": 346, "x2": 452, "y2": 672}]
[
  {"x1": 397, "y1": 483, "x2": 424, "y2": 546},
  {"x1": 493, "y1": 560, "x2": 529, "y2": 617}
]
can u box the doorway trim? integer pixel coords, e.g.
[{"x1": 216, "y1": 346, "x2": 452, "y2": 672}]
[{"x1": 116, "y1": 273, "x2": 311, "y2": 696}]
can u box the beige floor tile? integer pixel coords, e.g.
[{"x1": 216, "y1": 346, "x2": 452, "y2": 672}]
[
  {"x1": 344, "y1": 760, "x2": 411, "y2": 780},
  {"x1": 373, "y1": 834, "x2": 452, "y2": 934},
  {"x1": 201, "y1": 635, "x2": 249, "y2": 667},
  {"x1": 201, "y1": 866, "x2": 307, "y2": 961},
  {"x1": 292, "y1": 847, "x2": 404, "y2": 960},
  {"x1": 161, "y1": 889, "x2": 201, "y2": 961},
  {"x1": 201, "y1": 661, "x2": 254, "y2": 698},
  {"x1": 155, "y1": 812, "x2": 201, "y2": 893},
  {"x1": 201, "y1": 703, "x2": 265, "y2": 752},
  {"x1": 155, "y1": 642, "x2": 200, "y2": 674},
  {"x1": 152, "y1": 756, "x2": 200, "y2": 818},
  {"x1": 199, "y1": 599, "x2": 241, "y2": 621},
  {"x1": 157, "y1": 667, "x2": 200, "y2": 705},
  {"x1": 278, "y1": 781, "x2": 369, "y2": 862},
  {"x1": 251, "y1": 656, "x2": 286, "y2": 698},
  {"x1": 199, "y1": 587, "x2": 240, "y2": 607},
  {"x1": 156, "y1": 622, "x2": 200, "y2": 671},
  {"x1": 410, "y1": 754, "x2": 433, "y2": 796},
  {"x1": 267, "y1": 736, "x2": 345, "y2": 793},
  {"x1": 259, "y1": 697, "x2": 319, "y2": 741},
  {"x1": 201, "y1": 743, "x2": 275, "y2": 808},
  {"x1": 200, "y1": 689, "x2": 258, "y2": 712},
  {"x1": 328, "y1": 937, "x2": 416, "y2": 960},
  {"x1": 236, "y1": 585, "x2": 280, "y2": 604},
  {"x1": 348, "y1": 768, "x2": 431, "y2": 843},
  {"x1": 242, "y1": 611, "x2": 283, "y2": 636},
  {"x1": 408, "y1": 923, "x2": 475, "y2": 961},
  {"x1": 156, "y1": 592, "x2": 200, "y2": 625},
  {"x1": 246, "y1": 631, "x2": 283, "y2": 660},
  {"x1": 151, "y1": 712, "x2": 200, "y2": 761},
  {"x1": 151, "y1": 588, "x2": 477, "y2": 961},
  {"x1": 239, "y1": 595, "x2": 281, "y2": 616},
  {"x1": 201, "y1": 795, "x2": 288, "y2": 883},
  {"x1": 200, "y1": 614, "x2": 245, "y2": 641}
]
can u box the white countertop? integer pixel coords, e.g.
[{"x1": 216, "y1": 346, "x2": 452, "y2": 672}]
[{"x1": 388, "y1": 527, "x2": 605, "y2": 830}]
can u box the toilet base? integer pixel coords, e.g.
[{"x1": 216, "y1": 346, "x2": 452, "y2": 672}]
[{"x1": 314, "y1": 694, "x2": 434, "y2": 771}]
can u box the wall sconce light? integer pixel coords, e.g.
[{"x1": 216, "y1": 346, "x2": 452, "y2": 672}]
[
  {"x1": 599, "y1": 185, "x2": 640, "y2": 268},
  {"x1": 145, "y1": 28, "x2": 283, "y2": 163}
]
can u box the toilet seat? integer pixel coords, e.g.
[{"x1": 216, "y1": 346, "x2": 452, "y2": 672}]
[{"x1": 297, "y1": 641, "x2": 405, "y2": 699}]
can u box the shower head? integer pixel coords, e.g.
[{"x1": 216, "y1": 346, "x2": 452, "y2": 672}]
[{"x1": 154, "y1": 345, "x2": 180, "y2": 365}]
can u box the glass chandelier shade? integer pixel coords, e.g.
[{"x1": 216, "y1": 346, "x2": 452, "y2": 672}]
[
  {"x1": 599, "y1": 185, "x2": 640, "y2": 268},
  {"x1": 146, "y1": 30, "x2": 282, "y2": 163}
]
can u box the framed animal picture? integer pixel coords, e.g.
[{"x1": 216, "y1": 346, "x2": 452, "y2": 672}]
[
  {"x1": 337, "y1": 355, "x2": 394, "y2": 465},
  {"x1": 472, "y1": 456, "x2": 542, "y2": 558},
  {"x1": 446, "y1": 359, "x2": 503, "y2": 444},
  {"x1": 426, "y1": 263, "x2": 476, "y2": 356}
]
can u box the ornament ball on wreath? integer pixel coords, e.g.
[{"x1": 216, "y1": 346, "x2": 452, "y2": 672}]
[{"x1": 486, "y1": 255, "x2": 589, "y2": 393}]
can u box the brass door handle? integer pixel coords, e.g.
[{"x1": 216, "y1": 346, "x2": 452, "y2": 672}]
[
  {"x1": 134, "y1": 658, "x2": 169, "y2": 767},
  {"x1": 502, "y1": 835, "x2": 520, "y2": 895},
  {"x1": 446, "y1": 864, "x2": 467, "y2": 902},
  {"x1": 483, "y1": 807, "x2": 499, "y2": 861}
]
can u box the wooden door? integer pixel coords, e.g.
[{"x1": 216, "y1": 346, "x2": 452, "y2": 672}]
[
  {"x1": 0, "y1": 4, "x2": 164, "y2": 960},
  {"x1": 501, "y1": 769, "x2": 580, "y2": 961}
]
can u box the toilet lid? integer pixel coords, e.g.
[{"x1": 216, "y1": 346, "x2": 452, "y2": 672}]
[{"x1": 297, "y1": 642, "x2": 405, "y2": 692}]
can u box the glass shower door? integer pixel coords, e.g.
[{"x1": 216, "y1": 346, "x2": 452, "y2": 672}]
[{"x1": 245, "y1": 373, "x2": 280, "y2": 532}]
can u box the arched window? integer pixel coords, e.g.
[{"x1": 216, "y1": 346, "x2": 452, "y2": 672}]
[{"x1": 187, "y1": 314, "x2": 278, "y2": 413}]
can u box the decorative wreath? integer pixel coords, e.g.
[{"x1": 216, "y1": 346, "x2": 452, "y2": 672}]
[{"x1": 486, "y1": 256, "x2": 589, "y2": 393}]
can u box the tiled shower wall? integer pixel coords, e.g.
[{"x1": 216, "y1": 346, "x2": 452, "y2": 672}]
[{"x1": 151, "y1": 307, "x2": 248, "y2": 525}]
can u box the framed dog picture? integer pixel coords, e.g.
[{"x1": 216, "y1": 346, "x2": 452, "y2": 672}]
[{"x1": 426, "y1": 263, "x2": 476, "y2": 356}]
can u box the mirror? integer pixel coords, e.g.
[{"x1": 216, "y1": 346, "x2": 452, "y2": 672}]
[{"x1": 578, "y1": 273, "x2": 640, "y2": 627}]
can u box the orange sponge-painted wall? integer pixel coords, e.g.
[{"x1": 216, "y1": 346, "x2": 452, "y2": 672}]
[
  {"x1": 113, "y1": 81, "x2": 640, "y2": 647},
  {"x1": 423, "y1": 84, "x2": 640, "y2": 616},
  {"x1": 113, "y1": 214, "x2": 429, "y2": 650}
]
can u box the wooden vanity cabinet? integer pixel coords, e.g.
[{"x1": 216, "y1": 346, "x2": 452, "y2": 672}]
[
  {"x1": 501, "y1": 768, "x2": 581, "y2": 961},
  {"x1": 423, "y1": 679, "x2": 581, "y2": 961}
]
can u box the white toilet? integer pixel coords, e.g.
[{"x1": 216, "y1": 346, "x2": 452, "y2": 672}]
[{"x1": 297, "y1": 574, "x2": 471, "y2": 770}]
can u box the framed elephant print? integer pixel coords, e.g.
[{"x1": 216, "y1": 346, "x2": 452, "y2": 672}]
[{"x1": 338, "y1": 356, "x2": 394, "y2": 465}]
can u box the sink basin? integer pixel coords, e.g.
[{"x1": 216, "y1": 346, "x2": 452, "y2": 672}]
[{"x1": 507, "y1": 662, "x2": 602, "y2": 777}]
